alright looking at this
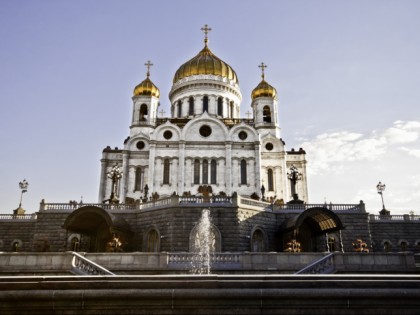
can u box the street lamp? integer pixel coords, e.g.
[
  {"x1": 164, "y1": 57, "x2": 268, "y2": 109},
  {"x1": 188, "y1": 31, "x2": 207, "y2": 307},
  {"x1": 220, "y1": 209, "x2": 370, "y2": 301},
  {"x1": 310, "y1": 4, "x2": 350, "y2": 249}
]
[
  {"x1": 287, "y1": 165, "x2": 303, "y2": 203},
  {"x1": 376, "y1": 181, "x2": 390, "y2": 215},
  {"x1": 107, "y1": 165, "x2": 122, "y2": 204},
  {"x1": 18, "y1": 179, "x2": 29, "y2": 208}
]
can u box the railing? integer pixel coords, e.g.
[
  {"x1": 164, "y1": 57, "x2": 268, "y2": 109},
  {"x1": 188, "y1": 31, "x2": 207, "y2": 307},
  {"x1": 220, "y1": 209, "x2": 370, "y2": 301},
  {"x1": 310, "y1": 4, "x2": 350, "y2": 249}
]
[
  {"x1": 38, "y1": 197, "x2": 365, "y2": 214},
  {"x1": 70, "y1": 252, "x2": 115, "y2": 276},
  {"x1": 179, "y1": 196, "x2": 232, "y2": 205},
  {"x1": 275, "y1": 202, "x2": 365, "y2": 212},
  {"x1": 0, "y1": 214, "x2": 37, "y2": 220},
  {"x1": 168, "y1": 253, "x2": 241, "y2": 266},
  {"x1": 295, "y1": 253, "x2": 336, "y2": 274},
  {"x1": 237, "y1": 196, "x2": 272, "y2": 210},
  {"x1": 369, "y1": 214, "x2": 420, "y2": 222}
]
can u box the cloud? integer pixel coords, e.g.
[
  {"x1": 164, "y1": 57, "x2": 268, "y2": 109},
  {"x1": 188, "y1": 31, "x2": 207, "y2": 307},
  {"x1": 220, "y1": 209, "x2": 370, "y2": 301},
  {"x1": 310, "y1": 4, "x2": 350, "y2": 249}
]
[{"x1": 300, "y1": 120, "x2": 420, "y2": 175}]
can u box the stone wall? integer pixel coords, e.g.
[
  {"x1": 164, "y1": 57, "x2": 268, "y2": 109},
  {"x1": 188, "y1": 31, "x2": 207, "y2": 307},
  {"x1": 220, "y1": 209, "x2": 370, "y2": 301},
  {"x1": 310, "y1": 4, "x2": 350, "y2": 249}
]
[{"x1": 0, "y1": 220, "x2": 36, "y2": 252}]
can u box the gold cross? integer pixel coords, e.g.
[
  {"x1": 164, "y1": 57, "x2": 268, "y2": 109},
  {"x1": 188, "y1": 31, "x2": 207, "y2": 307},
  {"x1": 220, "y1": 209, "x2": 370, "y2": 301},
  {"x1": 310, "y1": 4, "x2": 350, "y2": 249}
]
[
  {"x1": 201, "y1": 24, "x2": 212, "y2": 45},
  {"x1": 245, "y1": 111, "x2": 252, "y2": 119},
  {"x1": 159, "y1": 109, "x2": 166, "y2": 117},
  {"x1": 258, "y1": 62, "x2": 267, "y2": 80},
  {"x1": 144, "y1": 60, "x2": 153, "y2": 77}
]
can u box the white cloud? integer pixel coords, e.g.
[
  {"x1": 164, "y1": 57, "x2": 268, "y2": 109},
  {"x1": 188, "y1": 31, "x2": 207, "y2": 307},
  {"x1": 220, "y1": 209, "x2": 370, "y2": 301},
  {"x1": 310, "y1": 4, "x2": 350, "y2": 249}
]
[{"x1": 301, "y1": 120, "x2": 420, "y2": 175}]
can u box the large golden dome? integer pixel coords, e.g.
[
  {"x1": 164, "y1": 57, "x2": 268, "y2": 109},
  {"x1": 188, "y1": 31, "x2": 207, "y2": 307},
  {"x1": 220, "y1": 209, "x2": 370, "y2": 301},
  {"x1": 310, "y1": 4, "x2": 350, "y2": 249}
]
[
  {"x1": 173, "y1": 44, "x2": 239, "y2": 84},
  {"x1": 251, "y1": 79, "x2": 277, "y2": 100},
  {"x1": 133, "y1": 75, "x2": 160, "y2": 98}
]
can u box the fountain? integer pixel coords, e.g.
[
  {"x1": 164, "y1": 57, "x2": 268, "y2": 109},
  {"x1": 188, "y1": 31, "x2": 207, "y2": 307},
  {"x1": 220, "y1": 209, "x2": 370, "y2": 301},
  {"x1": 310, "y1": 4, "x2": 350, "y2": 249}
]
[{"x1": 191, "y1": 209, "x2": 214, "y2": 274}]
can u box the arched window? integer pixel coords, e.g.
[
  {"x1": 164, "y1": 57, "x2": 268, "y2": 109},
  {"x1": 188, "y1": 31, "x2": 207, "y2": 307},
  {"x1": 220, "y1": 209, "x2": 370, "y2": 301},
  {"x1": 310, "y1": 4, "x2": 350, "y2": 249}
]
[
  {"x1": 211, "y1": 159, "x2": 217, "y2": 184},
  {"x1": 400, "y1": 241, "x2": 408, "y2": 251},
  {"x1": 230, "y1": 101, "x2": 234, "y2": 118},
  {"x1": 194, "y1": 159, "x2": 200, "y2": 184},
  {"x1": 202, "y1": 160, "x2": 209, "y2": 184},
  {"x1": 163, "y1": 159, "x2": 170, "y2": 185},
  {"x1": 134, "y1": 167, "x2": 142, "y2": 191},
  {"x1": 139, "y1": 104, "x2": 148, "y2": 121},
  {"x1": 383, "y1": 241, "x2": 392, "y2": 252},
  {"x1": 203, "y1": 96, "x2": 209, "y2": 113},
  {"x1": 217, "y1": 97, "x2": 223, "y2": 116},
  {"x1": 240, "y1": 159, "x2": 247, "y2": 185},
  {"x1": 328, "y1": 237, "x2": 336, "y2": 252},
  {"x1": 267, "y1": 169, "x2": 274, "y2": 191},
  {"x1": 147, "y1": 229, "x2": 159, "y2": 252},
  {"x1": 177, "y1": 100, "x2": 182, "y2": 117},
  {"x1": 263, "y1": 106, "x2": 272, "y2": 123},
  {"x1": 251, "y1": 229, "x2": 265, "y2": 252},
  {"x1": 189, "y1": 97, "x2": 194, "y2": 115}
]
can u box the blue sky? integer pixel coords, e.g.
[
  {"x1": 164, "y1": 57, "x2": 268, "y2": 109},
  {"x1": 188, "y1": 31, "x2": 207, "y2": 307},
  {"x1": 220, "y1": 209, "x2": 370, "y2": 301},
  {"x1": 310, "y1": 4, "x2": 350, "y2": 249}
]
[{"x1": 1, "y1": 0, "x2": 419, "y2": 214}]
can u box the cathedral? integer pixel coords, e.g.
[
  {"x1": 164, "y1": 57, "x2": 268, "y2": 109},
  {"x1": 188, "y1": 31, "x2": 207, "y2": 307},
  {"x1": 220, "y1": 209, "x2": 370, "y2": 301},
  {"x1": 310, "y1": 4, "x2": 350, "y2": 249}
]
[
  {"x1": 98, "y1": 25, "x2": 307, "y2": 206},
  {"x1": 1, "y1": 26, "x2": 419, "y2": 257}
]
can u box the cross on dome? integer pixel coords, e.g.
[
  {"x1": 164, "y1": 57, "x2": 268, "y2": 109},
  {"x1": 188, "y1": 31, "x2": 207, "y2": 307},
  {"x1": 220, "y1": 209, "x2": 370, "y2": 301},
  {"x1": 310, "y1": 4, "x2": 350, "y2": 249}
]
[
  {"x1": 144, "y1": 60, "x2": 154, "y2": 78},
  {"x1": 258, "y1": 62, "x2": 267, "y2": 80},
  {"x1": 201, "y1": 24, "x2": 212, "y2": 45}
]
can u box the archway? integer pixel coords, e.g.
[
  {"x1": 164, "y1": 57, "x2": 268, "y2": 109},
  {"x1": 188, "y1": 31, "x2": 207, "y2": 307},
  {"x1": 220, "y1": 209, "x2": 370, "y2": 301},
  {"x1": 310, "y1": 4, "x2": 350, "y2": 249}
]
[
  {"x1": 280, "y1": 207, "x2": 345, "y2": 252},
  {"x1": 63, "y1": 206, "x2": 132, "y2": 252}
]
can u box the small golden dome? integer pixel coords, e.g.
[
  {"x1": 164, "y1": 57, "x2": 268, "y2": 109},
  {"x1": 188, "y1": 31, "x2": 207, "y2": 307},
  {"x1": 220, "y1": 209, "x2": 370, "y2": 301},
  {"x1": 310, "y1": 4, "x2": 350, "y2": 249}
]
[
  {"x1": 173, "y1": 45, "x2": 239, "y2": 84},
  {"x1": 133, "y1": 60, "x2": 160, "y2": 98},
  {"x1": 251, "y1": 79, "x2": 277, "y2": 100},
  {"x1": 251, "y1": 62, "x2": 277, "y2": 100},
  {"x1": 133, "y1": 77, "x2": 160, "y2": 98}
]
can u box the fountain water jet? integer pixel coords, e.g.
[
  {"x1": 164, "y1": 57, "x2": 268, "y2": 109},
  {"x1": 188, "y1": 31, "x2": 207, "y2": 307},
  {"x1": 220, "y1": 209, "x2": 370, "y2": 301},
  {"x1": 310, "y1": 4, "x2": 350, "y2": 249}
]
[{"x1": 191, "y1": 209, "x2": 214, "y2": 274}]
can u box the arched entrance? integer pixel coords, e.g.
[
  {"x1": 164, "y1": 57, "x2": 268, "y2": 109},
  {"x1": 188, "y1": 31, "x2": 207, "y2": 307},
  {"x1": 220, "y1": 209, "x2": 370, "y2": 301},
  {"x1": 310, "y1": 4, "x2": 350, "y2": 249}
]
[
  {"x1": 63, "y1": 206, "x2": 132, "y2": 252},
  {"x1": 280, "y1": 207, "x2": 345, "y2": 252}
]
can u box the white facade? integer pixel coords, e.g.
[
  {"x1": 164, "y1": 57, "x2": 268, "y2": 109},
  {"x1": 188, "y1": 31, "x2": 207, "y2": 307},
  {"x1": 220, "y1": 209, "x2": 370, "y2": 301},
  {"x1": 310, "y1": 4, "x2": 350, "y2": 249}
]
[{"x1": 98, "y1": 40, "x2": 308, "y2": 205}]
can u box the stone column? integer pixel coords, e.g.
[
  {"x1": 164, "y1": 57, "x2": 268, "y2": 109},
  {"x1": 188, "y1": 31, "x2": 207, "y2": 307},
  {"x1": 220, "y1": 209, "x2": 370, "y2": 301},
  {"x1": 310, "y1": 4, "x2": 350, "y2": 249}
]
[
  {"x1": 178, "y1": 141, "x2": 185, "y2": 195},
  {"x1": 254, "y1": 142, "x2": 262, "y2": 191},
  {"x1": 120, "y1": 152, "x2": 129, "y2": 202},
  {"x1": 98, "y1": 159, "x2": 108, "y2": 202},
  {"x1": 225, "y1": 142, "x2": 232, "y2": 195},
  {"x1": 148, "y1": 143, "x2": 156, "y2": 192}
]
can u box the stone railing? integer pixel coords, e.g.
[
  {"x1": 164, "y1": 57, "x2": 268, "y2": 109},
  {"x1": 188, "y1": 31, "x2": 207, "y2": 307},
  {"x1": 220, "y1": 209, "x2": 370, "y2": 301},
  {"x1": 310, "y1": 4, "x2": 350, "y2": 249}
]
[
  {"x1": 295, "y1": 253, "x2": 336, "y2": 274},
  {"x1": 168, "y1": 253, "x2": 241, "y2": 267},
  {"x1": 275, "y1": 202, "x2": 366, "y2": 213},
  {"x1": 237, "y1": 196, "x2": 272, "y2": 211},
  {"x1": 0, "y1": 214, "x2": 37, "y2": 220},
  {"x1": 70, "y1": 252, "x2": 115, "y2": 276},
  {"x1": 37, "y1": 197, "x2": 365, "y2": 214},
  {"x1": 369, "y1": 214, "x2": 420, "y2": 222}
]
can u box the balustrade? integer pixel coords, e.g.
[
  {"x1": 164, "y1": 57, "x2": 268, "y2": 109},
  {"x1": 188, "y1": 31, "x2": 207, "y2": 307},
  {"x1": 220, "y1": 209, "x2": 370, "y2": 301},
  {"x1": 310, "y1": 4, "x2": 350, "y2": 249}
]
[{"x1": 71, "y1": 252, "x2": 115, "y2": 276}]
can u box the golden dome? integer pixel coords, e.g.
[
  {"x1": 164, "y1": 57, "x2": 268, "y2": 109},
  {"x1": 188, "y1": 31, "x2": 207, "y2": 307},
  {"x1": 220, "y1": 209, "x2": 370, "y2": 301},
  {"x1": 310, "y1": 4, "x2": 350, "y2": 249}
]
[
  {"x1": 251, "y1": 62, "x2": 277, "y2": 100},
  {"x1": 133, "y1": 60, "x2": 160, "y2": 97},
  {"x1": 173, "y1": 44, "x2": 239, "y2": 84},
  {"x1": 133, "y1": 76, "x2": 160, "y2": 98},
  {"x1": 251, "y1": 79, "x2": 277, "y2": 100}
]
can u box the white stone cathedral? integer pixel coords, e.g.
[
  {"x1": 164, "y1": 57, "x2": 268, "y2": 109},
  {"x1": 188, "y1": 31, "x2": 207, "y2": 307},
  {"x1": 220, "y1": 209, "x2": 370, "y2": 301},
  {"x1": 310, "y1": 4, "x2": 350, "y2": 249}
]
[{"x1": 98, "y1": 26, "x2": 308, "y2": 205}]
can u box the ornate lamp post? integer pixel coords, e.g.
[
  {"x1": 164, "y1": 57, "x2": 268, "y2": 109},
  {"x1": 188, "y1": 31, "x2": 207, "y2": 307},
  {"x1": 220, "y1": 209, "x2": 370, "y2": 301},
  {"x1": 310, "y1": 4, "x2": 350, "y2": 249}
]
[
  {"x1": 377, "y1": 181, "x2": 390, "y2": 215},
  {"x1": 107, "y1": 165, "x2": 122, "y2": 204},
  {"x1": 18, "y1": 179, "x2": 29, "y2": 208},
  {"x1": 287, "y1": 165, "x2": 303, "y2": 203}
]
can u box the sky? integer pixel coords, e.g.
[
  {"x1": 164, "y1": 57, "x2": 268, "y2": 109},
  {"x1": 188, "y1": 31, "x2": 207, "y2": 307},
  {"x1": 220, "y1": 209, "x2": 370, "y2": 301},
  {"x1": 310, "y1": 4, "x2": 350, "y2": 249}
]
[{"x1": 0, "y1": 0, "x2": 419, "y2": 215}]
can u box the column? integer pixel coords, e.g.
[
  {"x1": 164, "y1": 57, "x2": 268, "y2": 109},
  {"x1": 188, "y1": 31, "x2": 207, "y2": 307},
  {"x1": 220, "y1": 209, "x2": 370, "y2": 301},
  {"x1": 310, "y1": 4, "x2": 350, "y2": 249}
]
[
  {"x1": 178, "y1": 141, "x2": 185, "y2": 195},
  {"x1": 120, "y1": 152, "x2": 129, "y2": 202},
  {"x1": 225, "y1": 142, "x2": 232, "y2": 195},
  {"x1": 148, "y1": 143, "x2": 156, "y2": 192},
  {"x1": 98, "y1": 159, "x2": 108, "y2": 202},
  {"x1": 254, "y1": 143, "x2": 261, "y2": 191}
]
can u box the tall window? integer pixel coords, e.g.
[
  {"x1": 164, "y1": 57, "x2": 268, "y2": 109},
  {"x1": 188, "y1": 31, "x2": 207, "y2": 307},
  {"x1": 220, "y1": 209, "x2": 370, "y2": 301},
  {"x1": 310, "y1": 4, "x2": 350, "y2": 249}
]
[
  {"x1": 194, "y1": 159, "x2": 200, "y2": 184},
  {"x1": 217, "y1": 97, "x2": 223, "y2": 116},
  {"x1": 202, "y1": 160, "x2": 208, "y2": 184},
  {"x1": 203, "y1": 95, "x2": 209, "y2": 113},
  {"x1": 211, "y1": 159, "x2": 217, "y2": 184},
  {"x1": 177, "y1": 100, "x2": 182, "y2": 117},
  {"x1": 263, "y1": 106, "x2": 272, "y2": 122},
  {"x1": 134, "y1": 167, "x2": 142, "y2": 191},
  {"x1": 267, "y1": 169, "x2": 274, "y2": 191},
  {"x1": 230, "y1": 101, "x2": 234, "y2": 118},
  {"x1": 139, "y1": 104, "x2": 148, "y2": 121},
  {"x1": 163, "y1": 159, "x2": 170, "y2": 184},
  {"x1": 189, "y1": 97, "x2": 194, "y2": 115},
  {"x1": 240, "y1": 159, "x2": 247, "y2": 185}
]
